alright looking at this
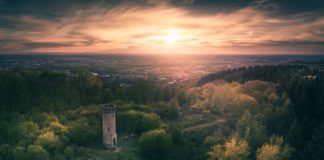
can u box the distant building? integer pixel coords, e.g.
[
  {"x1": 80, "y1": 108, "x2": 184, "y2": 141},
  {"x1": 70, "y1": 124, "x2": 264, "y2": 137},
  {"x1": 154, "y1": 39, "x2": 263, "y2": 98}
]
[
  {"x1": 303, "y1": 75, "x2": 317, "y2": 80},
  {"x1": 102, "y1": 104, "x2": 117, "y2": 150},
  {"x1": 119, "y1": 83, "x2": 132, "y2": 88},
  {"x1": 91, "y1": 72, "x2": 98, "y2": 76}
]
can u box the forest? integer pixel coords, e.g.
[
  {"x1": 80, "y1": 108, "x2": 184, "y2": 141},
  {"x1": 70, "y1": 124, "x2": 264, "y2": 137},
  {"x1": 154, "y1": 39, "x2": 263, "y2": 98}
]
[{"x1": 0, "y1": 64, "x2": 323, "y2": 160}]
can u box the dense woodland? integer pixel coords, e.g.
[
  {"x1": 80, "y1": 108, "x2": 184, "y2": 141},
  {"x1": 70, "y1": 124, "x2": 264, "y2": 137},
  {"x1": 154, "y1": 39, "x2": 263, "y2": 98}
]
[{"x1": 0, "y1": 64, "x2": 323, "y2": 160}]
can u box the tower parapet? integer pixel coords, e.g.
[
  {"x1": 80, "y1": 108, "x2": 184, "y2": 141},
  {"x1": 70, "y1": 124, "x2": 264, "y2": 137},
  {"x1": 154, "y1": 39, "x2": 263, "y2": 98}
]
[
  {"x1": 102, "y1": 103, "x2": 116, "y2": 113},
  {"x1": 102, "y1": 103, "x2": 117, "y2": 150}
]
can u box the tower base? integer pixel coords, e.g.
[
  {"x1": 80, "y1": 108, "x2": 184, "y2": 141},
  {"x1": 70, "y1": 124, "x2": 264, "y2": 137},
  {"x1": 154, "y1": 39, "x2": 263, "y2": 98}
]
[{"x1": 103, "y1": 143, "x2": 118, "y2": 151}]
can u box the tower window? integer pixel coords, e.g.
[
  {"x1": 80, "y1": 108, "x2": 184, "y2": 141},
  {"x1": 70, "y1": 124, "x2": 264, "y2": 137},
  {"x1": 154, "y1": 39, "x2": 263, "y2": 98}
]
[{"x1": 108, "y1": 128, "x2": 110, "y2": 132}]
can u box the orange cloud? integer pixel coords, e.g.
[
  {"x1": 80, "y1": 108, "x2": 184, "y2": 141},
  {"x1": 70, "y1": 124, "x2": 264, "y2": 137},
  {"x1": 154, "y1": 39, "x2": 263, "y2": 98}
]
[{"x1": 1, "y1": 3, "x2": 324, "y2": 54}]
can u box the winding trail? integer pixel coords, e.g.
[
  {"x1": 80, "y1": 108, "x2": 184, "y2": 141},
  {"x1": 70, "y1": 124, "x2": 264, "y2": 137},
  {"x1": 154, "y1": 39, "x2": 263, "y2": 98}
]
[{"x1": 183, "y1": 118, "x2": 226, "y2": 132}]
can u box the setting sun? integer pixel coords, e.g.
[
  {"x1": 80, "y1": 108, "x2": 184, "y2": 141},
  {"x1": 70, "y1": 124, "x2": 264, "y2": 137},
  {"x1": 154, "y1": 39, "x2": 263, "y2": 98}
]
[{"x1": 165, "y1": 29, "x2": 180, "y2": 45}]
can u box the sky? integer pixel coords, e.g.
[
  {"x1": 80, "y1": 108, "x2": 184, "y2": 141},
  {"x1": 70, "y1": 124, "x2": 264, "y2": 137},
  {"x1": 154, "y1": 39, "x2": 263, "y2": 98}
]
[{"x1": 0, "y1": 0, "x2": 324, "y2": 55}]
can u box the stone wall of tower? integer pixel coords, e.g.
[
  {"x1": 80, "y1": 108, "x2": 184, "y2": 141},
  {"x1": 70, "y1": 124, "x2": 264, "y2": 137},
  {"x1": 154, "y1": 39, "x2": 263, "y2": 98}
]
[{"x1": 102, "y1": 105, "x2": 117, "y2": 149}]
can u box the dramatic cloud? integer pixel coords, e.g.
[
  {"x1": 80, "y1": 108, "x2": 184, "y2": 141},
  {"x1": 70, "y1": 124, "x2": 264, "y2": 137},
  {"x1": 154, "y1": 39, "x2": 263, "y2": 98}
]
[{"x1": 0, "y1": 0, "x2": 323, "y2": 54}]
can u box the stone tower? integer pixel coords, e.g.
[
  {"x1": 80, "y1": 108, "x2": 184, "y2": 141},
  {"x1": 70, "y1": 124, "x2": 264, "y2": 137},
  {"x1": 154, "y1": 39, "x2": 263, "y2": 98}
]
[{"x1": 102, "y1": 104, "x2": 117, "y2": 149}]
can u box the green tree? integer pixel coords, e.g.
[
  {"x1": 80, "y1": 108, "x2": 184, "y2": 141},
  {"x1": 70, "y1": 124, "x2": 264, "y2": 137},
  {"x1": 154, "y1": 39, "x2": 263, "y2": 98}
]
[
  {"x1": 118, "y1": 110, "x2": 161, "y2": 134},
  {"x1": 63, "y1": 146, "x2": 75, "y2": 159},
  {"x1": 236, "y1": 111, "x2": 267, "y2": 150},
  {"x1": 287, "y1": 119, "x2": 301, "y2": 142},
  {"x1": 36, "y1": 131, "x2": 62, "y2": 152},
  {"x1": 168, "y1": 124, "x2": 182, "y2": 144},
  {"x1": 30, "y1": 71, "x2": 76, "y2": 111},
  {"x1": 68, "y1": 118, "x2": 98, "y2": 146},
  {"x1": 138, "y1": 129, "x2": 174, "y2": 160},
  {"x1": 154, "y1": 101, "x2": 179, "y2": 121},
  {"x1": 26, "y1": 144, "x2": 50, "y2": 160},
  {"x1": 166, "y1": 98, "x2": 180, "y2": 120},
  {"x1": 0, "y1": 73, "x2": 28, "y2": 111},
  {"x1": 0, "y1": 144, "x2": 13, "y2": 160},
  {"x1": 73, "y1": 70, "x2": 103, "y2": 105},
  {"x1": 302, "y1": 124, "x2": 324, "y2": 160},
  {"x1": 12, "y1": 146, "x2": 25, "y2": 160},
  {"x1": 11, "y1": 121, "x2": 39, "y2": 145}
]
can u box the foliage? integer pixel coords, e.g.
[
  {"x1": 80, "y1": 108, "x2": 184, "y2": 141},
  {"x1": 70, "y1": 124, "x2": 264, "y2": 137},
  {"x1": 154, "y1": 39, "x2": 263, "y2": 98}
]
[
  {"x1": 236, "y1": 111, "x2": 267, "y2": 150},
  {"x1": 199, "y1": 65, "x2": 324, "y2": 160},
  {"x1": 302, "y1": 124, "x2": 324, "y2": 160},
  {"x1": 0, "y1": 71, "x2": 103, "y2": 112},
  {"x1": 138, "y1": 129, "x2": 174, "y2": 160},
  {"x1": 26, "y1": 144, "x2": 50, "y2": 160},
  {"x1": 154, "y1": 99, "x2": 180, "y2": 120},
  {"x1": 256, "y1": 136, "x2": 293, "y2": 160},
  {"x1": 36, "y1": 131, "x2": 62, "y2": 152},
  {"x1": 207, "y1": 136, "x2": 250, "y2": 160},
  {"x1": 11, "y1": 121, "x2": 39, "y2": 145},
  {"x1": 117, "y1": 110, "x2": 162, "y2": 134},
  {"x1": 68, "y1": 118, "x2": 99, "y2": 146},
  {"x1": 0, "y1": 65, "x2": 323, "y2": 160}
]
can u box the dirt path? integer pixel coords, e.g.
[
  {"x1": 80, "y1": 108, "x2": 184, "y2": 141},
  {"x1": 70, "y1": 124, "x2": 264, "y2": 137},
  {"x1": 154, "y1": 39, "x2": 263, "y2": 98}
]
[{"x1": 183, "y1": 118, "x2": 226, "y2": 132}]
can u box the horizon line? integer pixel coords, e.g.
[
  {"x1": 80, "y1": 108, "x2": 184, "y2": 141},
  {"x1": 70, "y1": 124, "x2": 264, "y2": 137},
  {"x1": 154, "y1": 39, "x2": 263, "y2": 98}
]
[{"x1": 0, "y1": 52, "x2": 323, "y2": 56}]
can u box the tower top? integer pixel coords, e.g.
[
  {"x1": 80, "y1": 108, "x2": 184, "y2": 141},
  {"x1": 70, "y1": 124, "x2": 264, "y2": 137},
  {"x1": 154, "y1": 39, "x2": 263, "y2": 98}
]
[{"x1": 102, "y1": 103, "x2": 116, "y2": 113}]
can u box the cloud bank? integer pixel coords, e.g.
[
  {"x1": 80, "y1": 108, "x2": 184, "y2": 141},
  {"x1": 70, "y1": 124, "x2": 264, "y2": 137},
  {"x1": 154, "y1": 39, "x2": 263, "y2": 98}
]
[{"x1": 0, "y1": 0, "x2": 324, "y2": 54}]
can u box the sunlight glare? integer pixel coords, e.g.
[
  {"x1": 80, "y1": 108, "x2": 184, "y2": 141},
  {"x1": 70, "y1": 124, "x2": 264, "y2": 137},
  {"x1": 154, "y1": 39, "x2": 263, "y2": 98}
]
[{"x1": 165, "y1": 29, "x2": 180, "y2": 45}]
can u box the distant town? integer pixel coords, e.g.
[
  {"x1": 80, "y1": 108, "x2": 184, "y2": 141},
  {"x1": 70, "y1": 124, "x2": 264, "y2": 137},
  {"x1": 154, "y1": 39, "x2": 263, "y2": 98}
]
[{"x1": 2, "y1": 54, "x2": 322, "y2": 87}]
